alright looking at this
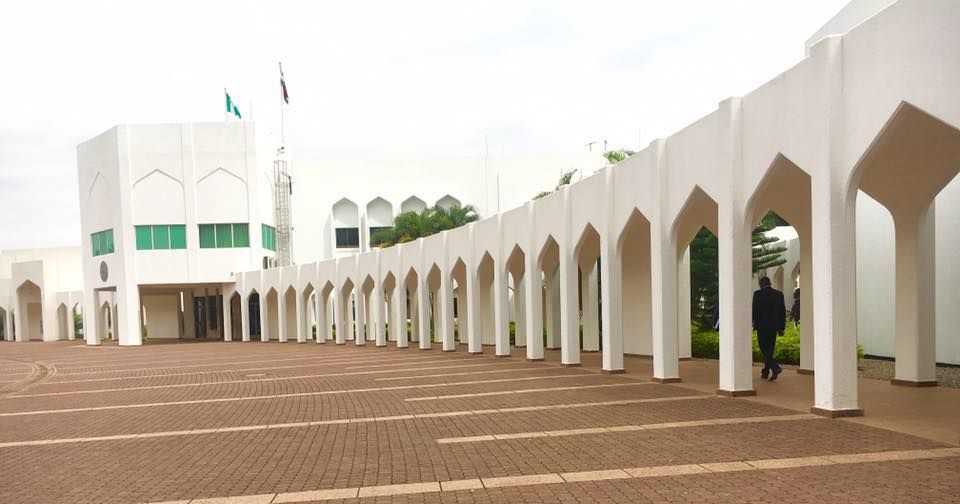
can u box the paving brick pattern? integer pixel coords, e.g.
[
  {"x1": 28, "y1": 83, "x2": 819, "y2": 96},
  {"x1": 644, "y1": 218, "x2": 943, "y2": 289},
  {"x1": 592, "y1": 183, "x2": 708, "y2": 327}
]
[{"x1": 0, "y1": 341, "x2": 957, "y2": 504}]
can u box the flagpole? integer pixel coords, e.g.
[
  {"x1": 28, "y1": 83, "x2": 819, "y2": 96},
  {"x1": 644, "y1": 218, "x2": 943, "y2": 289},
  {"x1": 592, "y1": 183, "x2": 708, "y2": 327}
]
[
  {"x1": 279, "y1": 62, "x2": 285, "y2": 147},
  {"x1": 224, "y1": 88, "x2": 228, "y2": 122}
]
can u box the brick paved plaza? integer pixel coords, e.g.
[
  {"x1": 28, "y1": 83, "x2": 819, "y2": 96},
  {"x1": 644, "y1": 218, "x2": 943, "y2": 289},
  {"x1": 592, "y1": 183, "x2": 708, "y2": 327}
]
[{"x1": 0, "y1": 341, "x2": 958, "y2": 504}]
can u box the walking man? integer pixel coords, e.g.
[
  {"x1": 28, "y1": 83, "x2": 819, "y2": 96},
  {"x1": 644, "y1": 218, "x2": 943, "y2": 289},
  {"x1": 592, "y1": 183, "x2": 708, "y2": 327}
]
[{"x1": 753, "y1": 276, "x2": 786, "y2": 381}]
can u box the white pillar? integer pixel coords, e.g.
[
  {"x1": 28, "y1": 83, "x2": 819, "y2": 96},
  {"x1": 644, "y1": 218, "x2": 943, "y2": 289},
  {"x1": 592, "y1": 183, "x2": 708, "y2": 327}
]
[
  {"x1": 559, "y1": 246, "x2": 580, "y2": 366},
  {"x1": 513, "y1": 276, "x2": 527, "y2": 348},
  {"x1": 259, "y1": 293, "x2": 269, "y2": 342},
  {"x1": 893, "y1": 204, "x2": 937, "y2": 384},
  {"x1": 581, "y1": 264, "x2": 600, "y2": 352},
  {"x1": 440, "y1": 273, "x2": 455, "y2": 351},
  {"x1": 545, "y1": 267, "x2": 561, "y2": 349},
  {"x1": 222, "y1": 288, "x2": 234, "y2": 342},
  {"x1": 417, "y1": 277, "x2": 431, "y2": 350},
  {"x1": 395, "y1": 281, "x2": 408, "y2": 348},
  {"x1": 600, "y1": 238, "x2": 624, "y2": 372},
  {"x1": 67, "y1": 304, "x2": 77, "y2": 341},
  {"x1": 4, "y1": 307, "x2": 14, "y2": 342},
  {"x1": 117, "y1": 283, "x2": 141, "y2": 346},
  {"x1": 494, "y1": 262, "x2": 510, "y2": 356},
  {"x1": 373, "y1": 286, "x2": 386, "y2": 347},
  {"x1": 334, "y1": 289, "x2": 346, "y2": 344},
  {"x1": 241, "y1": 293, "x2": 251, "y2": 342},
  {"x1": 466, "y1": 266, "x2": 482, "y2": 354},
  {"x1": 295, "y1": 291, "x2": 306, "y2": 343},
  {"x1": 811, "y1": 174, "x2": 861, "y2": 415},
  {"x1": 799, "y1": 239, "x2": 814, "y2": 372},
  {"x1": 315, "y1": 293, "x2": 326, "y2": 343},
  {"x1": 278, "y1": 292, "x2": 288, "y2": 343},
  {"x1": 717, "y1": 202, "x2": 754, "y2": 395},
  {"x1": 525, "y1": 263, "x2": 545, "y2": 361},
  {"x1": 678, "y1": 247, "x2": 693, "y2": 359},
  {"x1": 83, "y1": 291, "x2": 99, "y2": 345},
  {"x1": 354, "y1": 287, "x2": 366, "y2": 346},
  {"x1": 650, "y1": 226, "x2": 680, "y2": 381}
]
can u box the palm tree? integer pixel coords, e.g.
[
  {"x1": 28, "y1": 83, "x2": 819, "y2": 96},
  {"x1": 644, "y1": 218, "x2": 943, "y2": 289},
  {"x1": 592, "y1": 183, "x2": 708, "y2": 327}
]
[{"x1": 371, "y1": 204, "x2": 480, "y2": 248}]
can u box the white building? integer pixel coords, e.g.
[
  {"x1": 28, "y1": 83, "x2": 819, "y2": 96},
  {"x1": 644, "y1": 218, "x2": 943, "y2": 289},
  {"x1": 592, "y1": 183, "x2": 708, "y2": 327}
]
[{"x1": 2, "y1": 0, "x2": 957, "y2": 420}]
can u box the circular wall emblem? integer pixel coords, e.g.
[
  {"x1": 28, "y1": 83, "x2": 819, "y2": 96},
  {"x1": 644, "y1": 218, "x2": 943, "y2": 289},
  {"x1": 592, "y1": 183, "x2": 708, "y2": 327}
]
[{"x1": 99, "y1": 261, "x2": 109, "y2": 282}]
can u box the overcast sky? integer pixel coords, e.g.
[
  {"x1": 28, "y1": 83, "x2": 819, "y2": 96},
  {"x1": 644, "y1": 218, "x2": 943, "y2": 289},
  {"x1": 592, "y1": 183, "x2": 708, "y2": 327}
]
[{"x1": 0, "y1": 0, "x2": 847, "y2": 250}]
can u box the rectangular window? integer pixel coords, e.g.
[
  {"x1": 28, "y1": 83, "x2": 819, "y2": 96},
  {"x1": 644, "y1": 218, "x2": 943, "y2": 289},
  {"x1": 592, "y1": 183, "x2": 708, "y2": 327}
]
[
  {"x1": 91, "y1": 229, "x2": 115, "y2": 256},
  {"x1": 136, "y1": 225, "x2": 187, "y2": 250},
  {"x1": 215, "y1": 224, "x2": 233, "y2": 248},
  {"x1": 335, "y1": 227, "x2": 360, "y2": 248},
  {"x1": 198, "y1": 223, "x2": 250, "y2": 249},
  {"x1": 199, "y1": 224, "x2": 216, "y2": 248},
  {"x1": 232, "y1": 224, "x2": 249, "y2": 247},
  {"x1": 152, "y1": 225, "x2": 170, "y2": 250},
  {"x1": 170, "y1": 225, "x2": 187, "y2": 249},
  {"x1": 262, "y1": 224, "x2": 277, "y2": 251}
]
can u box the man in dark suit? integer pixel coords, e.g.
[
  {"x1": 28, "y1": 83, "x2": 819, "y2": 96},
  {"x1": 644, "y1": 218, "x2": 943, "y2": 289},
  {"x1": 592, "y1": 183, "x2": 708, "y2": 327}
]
[{"x1": 753, "y1": 276, "x2": 786, "y2": 381}]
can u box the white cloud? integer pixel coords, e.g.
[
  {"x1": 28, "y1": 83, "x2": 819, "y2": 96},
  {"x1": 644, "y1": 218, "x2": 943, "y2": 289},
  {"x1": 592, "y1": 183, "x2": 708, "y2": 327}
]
[{"x1": 0, "y1": 0, "x2": 847, "y2": 249}]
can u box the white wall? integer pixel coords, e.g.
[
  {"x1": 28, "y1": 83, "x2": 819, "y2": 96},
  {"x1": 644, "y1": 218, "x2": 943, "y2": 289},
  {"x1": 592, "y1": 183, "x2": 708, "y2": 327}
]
[{"x1": 142, "y1": 294, "x2": 181, "y2": 339}]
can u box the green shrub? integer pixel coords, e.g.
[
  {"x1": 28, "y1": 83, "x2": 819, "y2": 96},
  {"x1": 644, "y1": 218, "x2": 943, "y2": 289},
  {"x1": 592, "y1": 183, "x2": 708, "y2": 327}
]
[{"x1": 691, "y1": 322, "x2": 864, "y2": 364}]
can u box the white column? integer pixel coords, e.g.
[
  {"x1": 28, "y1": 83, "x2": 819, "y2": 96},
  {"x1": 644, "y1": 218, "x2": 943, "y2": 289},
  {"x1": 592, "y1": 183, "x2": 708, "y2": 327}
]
[
  {"x1": 316, "y1": 293, "x2": 326, "y2": 343},
  {"x1": 466, "y1": 266, "x2": 482, "y2": 353},
  {"x1": 717, "y1": 201, "x2": 754, "y2": 394},
  {"x1": 600, "y1": 238, "x2": 624, "y2": 372},
  {"x1": 394, "y1": 281, "x2": 408, "y2": 348},
  {"x1": 417, "y1": 277, "x2": 431, "y2": 350},
  {"x1": 259, "y1": 294, "x2": 269, "y2": 342},
  {"x1": 4, "y1": 307, "x2": 14, "y2": 342},
  {"x1": 373, "y1": 286, "x2": 386, "y2": 347},
  {"x1": 334, "y1": 289, "x2": 346, "y2": 344},
  {"x1": 83, "y1": 291, "x2": 99, "y2": 345},
  {"x1": 799, "y1": 239, "x2": 814, "y2": 371},
  {"x1": 811, "y1": 174, "x2": 861, "y2": 415},
  {"x1": 513, "y1": 276, "x2": 526, "y2": 348},
  {"x1": 524, "y1": 262, "x2": 544, "y2": 361},
  {"x1": 559, "y1": 246, "x2": 580, "y2": 366},
  {"x1": 678, "y1": 247, "x2": 692, "y2": 359},
  {"x1": 117, "y1": 282, "x2": 141, "y2": 346},
  {"x1": 354, "y1": 287, "x2": 366, "y2": 346},
  {"x1": 650, "y1": 226, "x2": 680, "y2": 381},
  {"x1": 241, "y1": 293, "x2": 251, "y2": 342},
  {"x1": 295, "y1": 292, "x2": 306, "y2": 343},
  {"x1": 544, "y1": 268, "x2": 561, "y2": 349},
  {"x1": 440, "y1": 273, "x2": 455, "y2": 351},
  {"x1": 222, "y1": 288, "x2": 234, "y2": 342},
  {"x1": 581, "y1": 264, "x2": 600, "y2": 352},
  {"x1": 893, "y1": 204, "x2": 937, "y2": 384},
  {"x1": 67, "y1": 304, "x2": 77, "y2": 341},
  {"x1": 494, "y1": 263, "x2": 510, "y2": 356},
  {"x1": 278, "y1": 293, "x2": 288, "y2": 343}
]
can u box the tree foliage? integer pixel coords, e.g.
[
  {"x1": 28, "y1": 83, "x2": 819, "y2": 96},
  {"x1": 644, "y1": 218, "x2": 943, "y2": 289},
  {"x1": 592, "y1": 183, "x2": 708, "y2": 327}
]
[
  {"x1": 534, "y1": 169, "x2": 579, "y2": 199},
  {"x1": 689, "y1": 211, "x2": 789, "y2": 325},
  {"x1": 603, "y1": 149, "x2": 635, "y2": 164},
  {"x1": 371, "y1": 204, "x2": 480, "y2": 248}
]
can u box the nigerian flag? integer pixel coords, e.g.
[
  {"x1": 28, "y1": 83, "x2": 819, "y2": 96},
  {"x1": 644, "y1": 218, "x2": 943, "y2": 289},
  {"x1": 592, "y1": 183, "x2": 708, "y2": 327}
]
[{"x1": 224, "y1": 90, "x2": 242, "y2": 119}]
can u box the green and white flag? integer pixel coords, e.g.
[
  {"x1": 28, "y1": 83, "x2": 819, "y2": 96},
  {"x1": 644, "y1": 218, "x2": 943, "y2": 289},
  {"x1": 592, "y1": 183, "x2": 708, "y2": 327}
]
[{"x1": 224, "y1": 90, "x2": 242, "y2": 119}]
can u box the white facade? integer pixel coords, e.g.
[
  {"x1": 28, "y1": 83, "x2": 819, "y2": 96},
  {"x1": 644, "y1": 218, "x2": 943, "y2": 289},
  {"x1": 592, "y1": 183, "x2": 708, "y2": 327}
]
[
  {"x1": 0, "y1": 247, "x2": 84, "y2": 342},
  {"x1": 290, "y1": 154, "x2": 604, "y2": 262},
  {"x1": 76, "y1": 122, "x2": 276, "y2": 346},
  {"x1": 227, "y1": 0, "x2": 960, "y2": 418}
]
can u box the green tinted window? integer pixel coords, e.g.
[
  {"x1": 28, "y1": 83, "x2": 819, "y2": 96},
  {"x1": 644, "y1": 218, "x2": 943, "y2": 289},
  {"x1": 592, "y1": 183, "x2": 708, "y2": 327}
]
[
  {"x1": 170, "y1": 225, "x2": 187, "y2": 249},
  {"x1": 152, "y1": 225, "x2": 170, "y2": 249},
  {"x1": 262, "y1": 224, "x2": 277, "y2": 251},
  {"x1": 91, "y1": 229, "x2": 115, "y2": 256},
  {"x1": 199, "y1": 224, "x2": 216, "y2": 248},
  {"x1": 233, "y1": 224, "x2": 249, "y2": 247},
  {"x1": 215, "y1": 224, "x2": 233, "y2": 248},
  {"x1": 135, "y1": 226, "x2": 153, "y2": 250}
]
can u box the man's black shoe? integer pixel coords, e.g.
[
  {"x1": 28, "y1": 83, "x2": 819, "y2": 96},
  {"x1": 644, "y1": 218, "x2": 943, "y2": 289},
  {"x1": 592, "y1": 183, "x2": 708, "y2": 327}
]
[
  {"x1": 761, "y1": 370, "x2": 769, "y2": 380},
  {"x1": 769, "y1": 368, "x2": 782, "y2": 381}
]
